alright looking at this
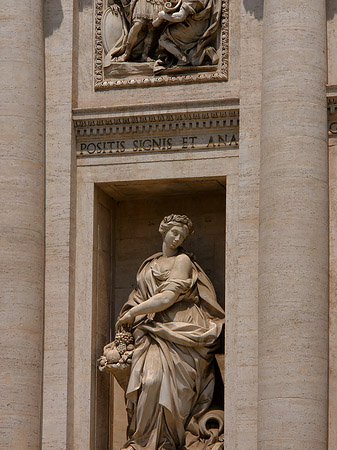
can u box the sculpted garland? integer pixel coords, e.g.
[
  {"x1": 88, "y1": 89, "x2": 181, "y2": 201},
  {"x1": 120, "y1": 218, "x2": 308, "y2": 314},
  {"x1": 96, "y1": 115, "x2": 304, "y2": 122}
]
[
  {"x1": 101, "y1": 0, "x2": 221, "y2": 74},
  {"x1": 99, "y1": 215, "x2": 225, "y2": 450}
]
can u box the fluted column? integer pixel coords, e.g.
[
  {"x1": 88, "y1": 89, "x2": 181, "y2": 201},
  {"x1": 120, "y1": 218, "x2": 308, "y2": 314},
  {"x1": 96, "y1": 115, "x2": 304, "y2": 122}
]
[
  {"x1": 259, "y1": 1, "x2": 328, "y2": 449},
  {"x1": 0, "y1": 1, "x2": 45, "y2": 449}
]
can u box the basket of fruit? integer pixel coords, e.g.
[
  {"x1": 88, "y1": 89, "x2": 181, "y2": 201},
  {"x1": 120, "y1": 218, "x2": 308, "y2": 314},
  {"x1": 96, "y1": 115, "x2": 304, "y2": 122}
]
[{"x1": 98, "y1": 328, "x2": 135, "y2": 391}]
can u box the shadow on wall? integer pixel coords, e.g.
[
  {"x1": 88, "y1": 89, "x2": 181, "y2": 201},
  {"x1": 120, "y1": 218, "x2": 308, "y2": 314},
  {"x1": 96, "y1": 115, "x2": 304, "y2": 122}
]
[
  {"x1": 80, "y1": 0, "x2": 93, "y2": 12},
  {"x1": 45, "y1": 0, "x2": 93, "y2": 37},
  {"x1": 243, "y1": 0, "x2": 337, "y2": 21},
  {"x1": 328, "y1": 0, "x2": 337, "y2": 20},
  {"x1": 44, "y1": 0, "x2": 64, "y2": 37},
  {"x1": 43, "y1": 0, "x2": 264, "y2": 37},
  {"x1": 243, "y1": 0, "x2": 263, "y2": 21}
]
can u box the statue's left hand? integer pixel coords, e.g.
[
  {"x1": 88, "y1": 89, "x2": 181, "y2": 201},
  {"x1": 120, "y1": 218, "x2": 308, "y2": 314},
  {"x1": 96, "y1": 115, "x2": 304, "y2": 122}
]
[{"x1": 116, "y1": 311, "x2": 134, "y2": 329}]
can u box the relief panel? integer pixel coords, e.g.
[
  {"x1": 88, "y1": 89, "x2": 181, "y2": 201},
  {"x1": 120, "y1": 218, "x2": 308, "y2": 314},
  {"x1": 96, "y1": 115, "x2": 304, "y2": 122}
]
[{"x1": 94, "y1": 0, "x2": 229, "y2": 88}]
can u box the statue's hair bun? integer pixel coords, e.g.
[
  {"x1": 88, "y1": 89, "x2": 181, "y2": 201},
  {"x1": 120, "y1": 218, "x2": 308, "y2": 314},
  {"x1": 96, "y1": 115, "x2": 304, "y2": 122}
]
[{"x1": 159, "y1": 214, "x2": 194, "y2": 237}]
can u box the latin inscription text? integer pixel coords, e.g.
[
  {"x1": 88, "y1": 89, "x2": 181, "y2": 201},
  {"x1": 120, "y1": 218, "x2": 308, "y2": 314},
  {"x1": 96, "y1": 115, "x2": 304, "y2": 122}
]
[{"x1": 77, "y1": 134, "x2": 239, "y2": 156}]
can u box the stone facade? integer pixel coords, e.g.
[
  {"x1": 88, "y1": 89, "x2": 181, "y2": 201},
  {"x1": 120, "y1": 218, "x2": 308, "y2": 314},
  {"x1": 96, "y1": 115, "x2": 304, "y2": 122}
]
[{"x1": 1, "y1": 0, "x2": 337, "y2": 449}]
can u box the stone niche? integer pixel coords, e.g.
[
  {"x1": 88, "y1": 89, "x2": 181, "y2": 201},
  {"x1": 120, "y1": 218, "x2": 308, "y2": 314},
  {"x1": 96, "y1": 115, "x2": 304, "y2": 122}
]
[{"x1": 92, "y1": 179, "x2": 226, "y2": 450}]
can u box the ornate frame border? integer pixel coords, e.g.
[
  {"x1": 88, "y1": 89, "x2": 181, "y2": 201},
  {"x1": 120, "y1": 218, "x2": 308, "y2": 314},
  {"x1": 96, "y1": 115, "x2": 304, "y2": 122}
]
[{"x1": 94, "y1": 0, "x2": 229, "y2": 89}]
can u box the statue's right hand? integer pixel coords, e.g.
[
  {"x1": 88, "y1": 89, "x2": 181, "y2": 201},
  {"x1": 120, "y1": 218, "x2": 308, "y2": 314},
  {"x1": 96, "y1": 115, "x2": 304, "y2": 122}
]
[
  {"x1": 153, "y1": 11, "x2": 166, "y2": 27},
  {"x1": 152, "y1": 17, "x2": 163, "y2": 27},
  {"x1": 116, "y1": 311, "x2": 134, "y2": 330}
]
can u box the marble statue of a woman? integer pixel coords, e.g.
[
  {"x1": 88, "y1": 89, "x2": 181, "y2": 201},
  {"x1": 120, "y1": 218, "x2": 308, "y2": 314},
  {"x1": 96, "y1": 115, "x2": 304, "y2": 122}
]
[{"x1": 102, "y1": 214, "x2": 225, "y2": 450}]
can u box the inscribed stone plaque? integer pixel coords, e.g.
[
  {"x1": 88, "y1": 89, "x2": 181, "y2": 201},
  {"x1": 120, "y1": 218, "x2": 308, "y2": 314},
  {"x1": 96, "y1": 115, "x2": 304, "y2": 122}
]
[{"x1": 74, "y1": 108, "x2": 239, "y2": 159}]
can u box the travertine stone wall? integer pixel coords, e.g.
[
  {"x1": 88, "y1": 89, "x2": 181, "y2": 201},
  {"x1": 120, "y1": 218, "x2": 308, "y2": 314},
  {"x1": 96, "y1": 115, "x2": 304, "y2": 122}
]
[
  {"x1": 259, "y1": 1, "x2": 329, "y2": 448},
  {"x1": 0, "y1": 0, "x2": 45, "y2": 448},
  {"x1": 236, "y1": 1, "x2": 263, "y2": 448},
  {"x1": 93, "y1": 189, "x2": 115, "y2": 450},
  {"x1": 328, "y1": 99, "x2": 337, "y2": 449},
  {"x1": 42, "y1": 1, "x2": 77, "y2": 449},
  {"x1": 327, "y1": 6, "x2": 337, "y2": 448},
  {"x1": 329, "y1": 131, "x2": 337, "y2": 449},
  {"x1": 73, "y1": 181, "x2": 96, "y2": 450}
]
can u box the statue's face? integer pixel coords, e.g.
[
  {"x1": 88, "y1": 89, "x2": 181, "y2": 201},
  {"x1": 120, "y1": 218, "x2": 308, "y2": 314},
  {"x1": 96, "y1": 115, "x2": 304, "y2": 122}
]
[{"x1": 164, "y1": 224, "x2": 188, "y2": 250}]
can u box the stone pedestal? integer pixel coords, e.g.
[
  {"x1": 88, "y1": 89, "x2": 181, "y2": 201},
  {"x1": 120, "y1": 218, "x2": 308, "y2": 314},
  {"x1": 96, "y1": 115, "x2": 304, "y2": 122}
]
[
  {"x1": 259, "y1": 1, "x2": 329, "y2": 448},
  {"x1": 0, "y1": 1, "x2": 45, "y2": 448}
]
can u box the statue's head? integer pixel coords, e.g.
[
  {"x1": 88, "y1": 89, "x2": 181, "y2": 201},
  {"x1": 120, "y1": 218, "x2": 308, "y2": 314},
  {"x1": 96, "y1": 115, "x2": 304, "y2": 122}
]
[{"x1": 159, "y1": 214, "x2": 194, "y2": 242}]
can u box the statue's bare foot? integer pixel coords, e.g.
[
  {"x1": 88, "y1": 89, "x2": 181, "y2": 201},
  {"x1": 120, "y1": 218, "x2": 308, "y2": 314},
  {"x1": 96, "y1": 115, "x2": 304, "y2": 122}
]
[
  {"x1": 205, "y1": 47, "x2": 219, "y2": 65},
  {"x1": 116, "y1": 53, "x2": 129, "y2": 62},
  {"x1": 176, "y1": 56, "x2": 188, "y2": 66},
  {"x1": 153, "y1": 58, "x2": 167, "y2": 74},
  {"x1": 140, "y1": 55, "x2": 155, "y2": 62}
]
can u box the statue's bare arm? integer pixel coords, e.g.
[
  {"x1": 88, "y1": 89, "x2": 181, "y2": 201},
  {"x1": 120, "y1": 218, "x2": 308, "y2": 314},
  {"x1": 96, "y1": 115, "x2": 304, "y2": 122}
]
[
  {"x1": 116, "y1": 254, "x2": 192, "y2": 327},
  {"x1": 153, "y1": 6, "x2": 190, "y2": 27}
]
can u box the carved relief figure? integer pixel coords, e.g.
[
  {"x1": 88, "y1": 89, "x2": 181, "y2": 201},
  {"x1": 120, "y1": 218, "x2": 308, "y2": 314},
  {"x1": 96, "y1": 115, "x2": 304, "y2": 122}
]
[
  {"x1": 102, "y1": 0, "x2": 221, "y2": 73},
  {"x1": 152, "y1": 0, "x2": 220, "y2": 71},
  {"x1": 103, "y1": 0, "x2": 165, "y2": 63},
  {"x1": 99, "y1": 215, "x2": 225, "y2": 450}
]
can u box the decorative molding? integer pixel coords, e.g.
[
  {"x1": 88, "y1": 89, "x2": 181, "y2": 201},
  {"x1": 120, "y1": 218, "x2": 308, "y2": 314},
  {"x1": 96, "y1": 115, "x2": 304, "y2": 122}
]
[
  {"x1": 73, "y1": 107, "x2": 239, "y2": 157},
  {"x1": 74, "y1": 108, "x2": 239, "y2": 136},
  {"x1": 328, "y1": 95, "x2": 337, "y2": 137},
  {"x1": 328, "y1": 95, "x2": 337, "y2": 111},
  {"x1": 94, "y1": 0, "x2": 229, "y2": 90}
]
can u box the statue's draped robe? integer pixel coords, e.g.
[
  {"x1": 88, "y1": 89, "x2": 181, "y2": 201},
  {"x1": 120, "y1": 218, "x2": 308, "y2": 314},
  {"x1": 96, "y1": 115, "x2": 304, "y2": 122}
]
[
  {"x1": 103, "y1": 0, "x2": 165, "y2": 64},
  {"x1": 162, "y1": 0, "x2": 221, "y2": 66},
  {"x1": 120, "y1": 252, "x2": 225, "y2": 450}
]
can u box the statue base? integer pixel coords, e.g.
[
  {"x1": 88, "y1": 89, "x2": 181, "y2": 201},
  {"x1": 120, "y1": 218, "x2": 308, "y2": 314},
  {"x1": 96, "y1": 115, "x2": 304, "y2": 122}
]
[{"x1": 104, "y1": 61, "x2": 216, "y2": 79}]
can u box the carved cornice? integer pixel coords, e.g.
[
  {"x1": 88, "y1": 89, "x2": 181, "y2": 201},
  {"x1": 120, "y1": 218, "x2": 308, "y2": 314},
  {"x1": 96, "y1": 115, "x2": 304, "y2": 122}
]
[
  {"x1": 94, "y1": 0, "x2": 229, "y2": 89},
  {"x1": 74, "y1": 108, "x2": 239, "y2": 137}
]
